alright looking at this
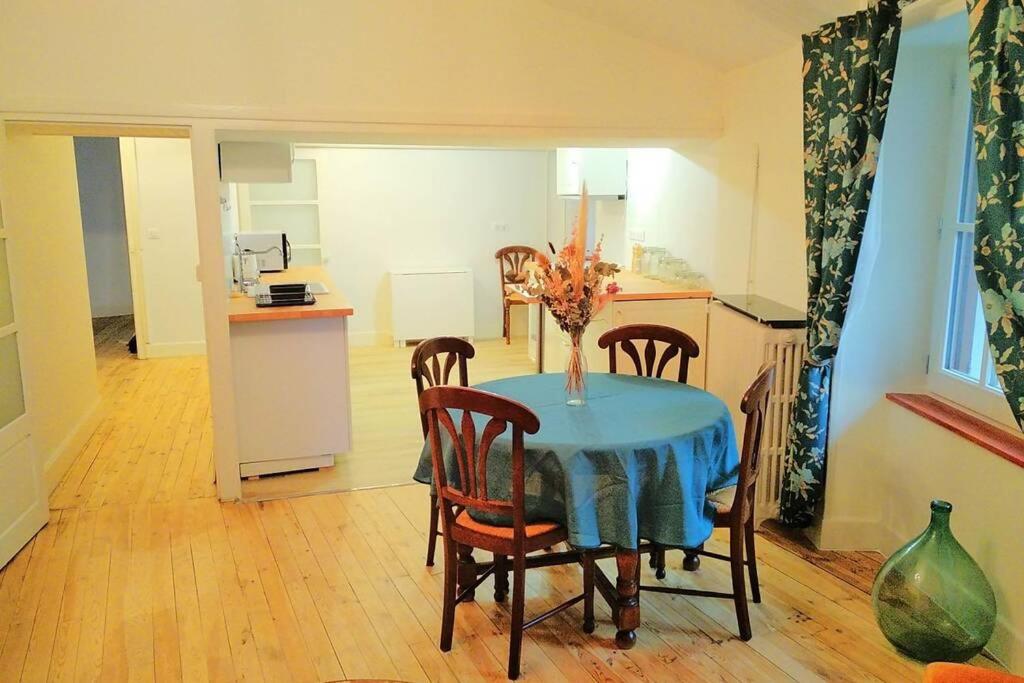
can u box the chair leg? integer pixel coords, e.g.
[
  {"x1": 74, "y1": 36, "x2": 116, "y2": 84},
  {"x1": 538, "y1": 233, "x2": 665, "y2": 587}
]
[
  {"x1": 745, "y1": 518, "x2": 761, "y2": 604},
  {"x1": 730, "y1": 529, "x2": 752, "y2": 641},
  {"x1": 582, "y1": 552, "x2": 595, "y2": 634},
  {"x1": 508, "y1": 555, "x2": 526, "y2": 679},
  {"x1": 647, "y1": 545, "x2": 667, "y2": 578},
  {"x1": 440, "y1": 537, "x2": 457, "y2": 652},
  {"x1": 425, "y1": 494, "x2": 440, "y2": 567},
  {"x1": 503, "y1": 303, "x2": 511, "y2": 345},
  {"x1": 494, "y1": 554, "x2": 509, "y2": 602}
]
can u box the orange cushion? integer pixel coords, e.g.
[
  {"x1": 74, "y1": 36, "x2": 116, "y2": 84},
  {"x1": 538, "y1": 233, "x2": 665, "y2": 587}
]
[
  {"x1": 454, "y1": 510, "x2": 561, "y2": 540},
  {"x1": 923, "y1": 663, "x2": 1024, "y2": 683}
]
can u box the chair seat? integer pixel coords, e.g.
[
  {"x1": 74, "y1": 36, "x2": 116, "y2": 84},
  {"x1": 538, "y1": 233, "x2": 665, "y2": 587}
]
[
  {"x1": 707, "y1": 485, "x2": 735, "y2": 511},
  {"x1": 708, "y1": 486, "x2": 736, "y2": 523},
  {"x1": 451, "y1": 510, "x2": 567, "y2": 552}
]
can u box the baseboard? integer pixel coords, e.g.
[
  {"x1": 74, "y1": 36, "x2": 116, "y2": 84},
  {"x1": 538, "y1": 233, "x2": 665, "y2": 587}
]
[
  {"x1": 43, "y1": 396, "x2": 103, "y2": 493},
  {"x1": 809, "y1": 515, "x2": 900, "y2": 552},
  {"x1": 144, "y1": 340, "x2": 207, "y2": 358},
  {"x1": 349, "y1": 330, "x2": 392, "y2": 347}
]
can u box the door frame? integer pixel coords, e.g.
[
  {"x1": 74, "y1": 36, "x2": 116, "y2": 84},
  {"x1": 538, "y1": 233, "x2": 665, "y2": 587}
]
[{"x1": 117, "y1": 137, "x2": 152, "y2": 359}]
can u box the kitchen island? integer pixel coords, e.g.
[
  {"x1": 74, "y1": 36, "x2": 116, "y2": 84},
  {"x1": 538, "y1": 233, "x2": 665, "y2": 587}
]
[
  {"x1": 511, "y1": 271, "x2": 713, "y2": 386},
  {"x1": 228, "y1": 266, "x2": 354, "y2": 477}
]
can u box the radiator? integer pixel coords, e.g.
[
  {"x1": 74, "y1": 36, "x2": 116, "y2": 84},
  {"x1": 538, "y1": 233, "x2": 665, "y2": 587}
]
[
  {"x1": 705, "y1": 301, "x2": 807, "y2": 524},
  {"x1": 756, "y1": 335, "x2": 807, "y2": 522}
]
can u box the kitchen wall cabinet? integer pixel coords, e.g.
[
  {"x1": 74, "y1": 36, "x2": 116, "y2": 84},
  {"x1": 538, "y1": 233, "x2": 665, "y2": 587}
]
[{"x1": 556, "y1": 148, "x2": 628, "y2": 197}]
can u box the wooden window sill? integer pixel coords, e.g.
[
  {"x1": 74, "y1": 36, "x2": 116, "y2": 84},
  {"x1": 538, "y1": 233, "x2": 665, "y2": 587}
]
[{"x1": 886, "y1": 393, "x2": 1024, "y2": 469}]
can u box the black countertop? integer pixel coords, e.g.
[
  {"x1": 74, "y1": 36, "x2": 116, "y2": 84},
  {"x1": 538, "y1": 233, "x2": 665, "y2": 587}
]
[{"x1": 714, "y1": 294, "x2": 806, "y2": 329}]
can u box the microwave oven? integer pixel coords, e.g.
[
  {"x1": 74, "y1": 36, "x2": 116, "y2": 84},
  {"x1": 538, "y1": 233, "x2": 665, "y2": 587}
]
[{"x1": 236, "y1": 232, "x2": 289, "y2": 272}]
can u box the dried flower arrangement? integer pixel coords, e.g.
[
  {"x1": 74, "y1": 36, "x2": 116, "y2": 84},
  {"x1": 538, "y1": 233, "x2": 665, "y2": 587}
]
[{"x1": 526, "y1": 187, "x2": 620, "y2": 402}]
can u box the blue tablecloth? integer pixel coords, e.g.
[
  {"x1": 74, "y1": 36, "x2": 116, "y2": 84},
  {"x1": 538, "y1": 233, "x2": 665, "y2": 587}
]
[{"x1": 412, "y1": 372, "x2": 739, "y2": 550}]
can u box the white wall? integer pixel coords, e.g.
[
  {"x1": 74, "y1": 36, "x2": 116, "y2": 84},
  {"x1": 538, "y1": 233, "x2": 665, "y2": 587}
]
[
  {"x1": 304, "y1": 147, "x2": 549, "y2": 344},
  {"x1": 0, "y1": 0, "x2": 722, "y2": 139},
  {"x1": 715, "y1": 45, "x2": 807, "y2": 309},
  {"x1": 814, "y1": 13, "x2": 1024, "y2": 670},
  {"x1": 1, "y1": 133, "x2": 100, "y2": 477},
  {"x1": 624, "y1": 146, "x2": 720, "y2": 280},
  {"x1": 127, "y1": 138, "x2": 206, "y2": 356},
  {"x1": 545, "y1": 147, "x2": 720, "y2": 284},
  {"x1": 74, "y1": 137, "x2": 133, "y2": 318}
]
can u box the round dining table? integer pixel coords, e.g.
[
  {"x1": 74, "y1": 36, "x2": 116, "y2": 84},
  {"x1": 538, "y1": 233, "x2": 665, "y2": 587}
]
[{"x1": 413, "y1": 371, "x2": 740, "y2": 648}]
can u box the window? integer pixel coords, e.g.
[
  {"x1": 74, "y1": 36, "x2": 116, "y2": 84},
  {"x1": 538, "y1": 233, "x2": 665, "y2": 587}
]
[{"x1": 928, "y1": 98, "x2": 1015, "y2": 426}]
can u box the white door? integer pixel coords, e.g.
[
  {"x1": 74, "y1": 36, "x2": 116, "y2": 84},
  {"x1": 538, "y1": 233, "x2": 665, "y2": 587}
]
[{"x1": 0, "y1": 127, "x2": 48, "y2": 568}]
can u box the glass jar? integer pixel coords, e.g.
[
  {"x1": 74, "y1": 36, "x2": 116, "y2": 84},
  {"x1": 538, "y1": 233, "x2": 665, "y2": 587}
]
[
  {"x1": 871, "y1": 500, "x2": 997, "y2": 663},
  {"x1": 642, "y1": 247, "x2": 666, "y2": 276}
]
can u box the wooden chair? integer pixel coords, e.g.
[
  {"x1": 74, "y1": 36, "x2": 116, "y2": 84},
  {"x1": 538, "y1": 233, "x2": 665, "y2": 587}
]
[
  {"x1": 495, "y1": 246, "x2": 538, "y2": 345},
  {"x1": 420, "y1": 386, "x2": 594, "y2": 680},
  {"x1": 597, "y1": 323, "x2": 701, "y2": 384},
  {"x1": 639, "y1": 362, "x2": 775, "y2": 641},
  {"x1": 411, "y1": 336, "x2": 476, "y2": 567}
]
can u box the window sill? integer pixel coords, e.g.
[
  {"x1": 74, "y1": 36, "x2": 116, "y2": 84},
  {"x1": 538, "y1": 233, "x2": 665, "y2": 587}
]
[{"x1": 886, "y1": 393, "x2": 1024, "y2": 469}]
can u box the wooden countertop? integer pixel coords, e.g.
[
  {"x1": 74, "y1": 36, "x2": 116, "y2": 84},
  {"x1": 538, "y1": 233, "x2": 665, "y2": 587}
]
[
  {"x1": 506, "y1": 270, "x2": 712, "y2": 304},
  {"x1": 228, "y1": 266, "x2": 355, "y2": 323}
]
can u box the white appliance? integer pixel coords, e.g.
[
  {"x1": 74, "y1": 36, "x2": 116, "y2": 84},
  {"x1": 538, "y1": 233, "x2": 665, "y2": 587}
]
[
  {"x1": 236, "y1": 232, "x2": 289, "y2": 272},
  {"x1": 391, "y1": 268, "x2": 474, "y2": 346},
  {"x1": 706, "y1": 297, "x2": 806, "y2": 523}
]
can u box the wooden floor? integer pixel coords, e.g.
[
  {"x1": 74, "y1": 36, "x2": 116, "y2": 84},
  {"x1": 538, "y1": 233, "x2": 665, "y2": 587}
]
[
  {"x1": 0, "y1": 318, "x2": 1002, "y2": 680},
  {"x1": 50, "y1": 316, "x2": 216, "y2": 510},
  {"x1": 241, "y1": 337, "x2": 538, "y2": 499}
]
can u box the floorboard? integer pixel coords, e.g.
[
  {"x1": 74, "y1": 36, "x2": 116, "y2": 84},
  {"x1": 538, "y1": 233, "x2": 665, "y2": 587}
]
[{"x1": 1, "y1": 320, "x2": 1007, "y2": 680}]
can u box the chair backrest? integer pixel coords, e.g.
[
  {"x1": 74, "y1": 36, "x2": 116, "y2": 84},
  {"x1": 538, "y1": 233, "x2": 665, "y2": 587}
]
[
  {"x1": 420, "y1": 386, "x2": 541, "y2": 543},
  {"x1": 731, "y1": 362, "x2": 775, "y2": 526},
  {"x1": 411, "y1": 336, "x2": 476, "y2": 437},
  {"x1": 597, "y1": 323, "x2": 701, "y2": 384},
  {"x1": 495, "y1": 246, "x2": 538, "y2": 288}
]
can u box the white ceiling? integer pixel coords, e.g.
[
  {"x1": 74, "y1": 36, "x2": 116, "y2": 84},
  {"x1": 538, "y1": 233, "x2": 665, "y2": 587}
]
[{"x1": 541, "y1": 0, "x2": 866, "y2": 71}]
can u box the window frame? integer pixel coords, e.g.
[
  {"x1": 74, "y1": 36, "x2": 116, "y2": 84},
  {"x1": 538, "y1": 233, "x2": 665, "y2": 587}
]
[{"x1": 926, "y1": 89, "x2": 1017, "y2": 429}]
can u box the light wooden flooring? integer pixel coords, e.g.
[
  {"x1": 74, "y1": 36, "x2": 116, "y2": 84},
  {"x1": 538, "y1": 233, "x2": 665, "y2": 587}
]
[
  {"x1": 51, "y1": 316, "x2": 216, "y2": 510},
  {"x1": 6, "y1": 481, "x2": 1005, "y2": 682},
  {"x1": 241, "y1": 337, "x2": 538, "y2": 499},
  {"x1": 2, "y1": 319, "x2": 1003, "y2": 680}
]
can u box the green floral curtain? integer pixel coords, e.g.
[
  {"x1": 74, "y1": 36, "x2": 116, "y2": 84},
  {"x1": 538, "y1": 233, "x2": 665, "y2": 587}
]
[
  {"x1": 780, "y1": 1, "x2": 903, "y2": 526},
  {"x1": 966, "y1": 0, "x2": 1024, "y2": 430}
]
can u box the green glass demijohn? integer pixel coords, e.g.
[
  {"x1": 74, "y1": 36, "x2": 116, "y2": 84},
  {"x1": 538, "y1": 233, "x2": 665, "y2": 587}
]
[{"x1": 871, "y1": 500, "x2": 996, "y2": 662}]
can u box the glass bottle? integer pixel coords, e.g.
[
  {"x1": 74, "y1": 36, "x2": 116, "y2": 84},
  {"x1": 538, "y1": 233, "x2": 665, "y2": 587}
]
[{"x1": 871, "y1": 500, "x2": 996, "y2": 662}]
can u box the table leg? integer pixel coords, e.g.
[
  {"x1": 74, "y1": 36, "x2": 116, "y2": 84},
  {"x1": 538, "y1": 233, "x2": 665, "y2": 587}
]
[
  {"x1": 457, "y1": 545, "x2": 476, "y2": 602},
  {"x1": 683, "y1": 544, "x2": 703, "y2": 571},
  {"x1": 614, "y1": 548, "x2": 639, "y2": 649}
]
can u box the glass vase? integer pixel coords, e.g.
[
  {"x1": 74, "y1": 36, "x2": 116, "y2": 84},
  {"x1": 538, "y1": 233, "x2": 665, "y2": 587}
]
[
  {"x1": 565, "y1": 331, "x2": 587, "y2": 406},
  {"x1": 871, "y1": 500, "x2": 996, "y2": 663}
]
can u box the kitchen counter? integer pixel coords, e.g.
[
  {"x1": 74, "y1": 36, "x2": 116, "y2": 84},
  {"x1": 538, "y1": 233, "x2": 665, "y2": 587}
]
[
  {"x1": 228, "y1": 264, "x2": 353, "y2": 478},
  {"x1": 227, "y1": 266, "x2": 354, "y2": 323},
  {"x1": 714, "y1": 294, "x2": 805, "y2": 329},
  {"x1": 506, "y1": 270, "x2": 712, "y2": 304}
]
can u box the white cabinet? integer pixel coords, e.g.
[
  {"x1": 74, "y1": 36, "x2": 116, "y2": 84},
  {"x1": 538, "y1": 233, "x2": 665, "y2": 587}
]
[
  {"x1": 238, "y1": 158, "x2": 323, "y2": 266},
  {"x1": 391, "y1": 268, "x2": 474, "y2": 345},
  {"x1": 556, "y1": 148, "x2": 628, "y2": 197},
  {"x1": 541, "y1": 297, "x2": 709, "y2": 387},
  {"x1": 219, "y1": 142, "x2": 294, "y2": 183}
]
